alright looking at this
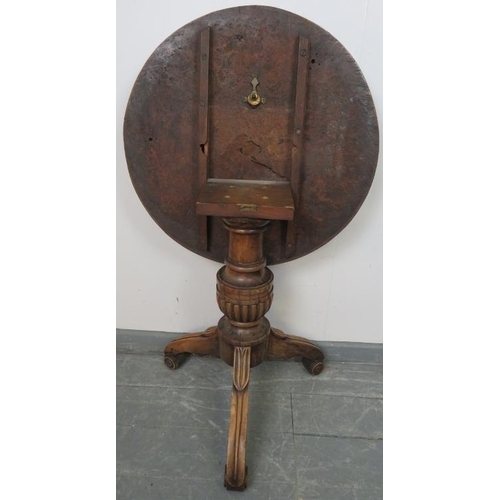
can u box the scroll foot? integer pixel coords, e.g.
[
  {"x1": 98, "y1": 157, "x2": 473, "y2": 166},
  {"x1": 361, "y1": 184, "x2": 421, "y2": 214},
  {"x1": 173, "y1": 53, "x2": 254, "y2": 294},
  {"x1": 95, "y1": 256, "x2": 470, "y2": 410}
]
[
  {"x1": 302, "y1": 357, "x2": 324, "y2": 376},
  {"x1": 163, "y1": 352, "x2": 189, "y2": 370}
]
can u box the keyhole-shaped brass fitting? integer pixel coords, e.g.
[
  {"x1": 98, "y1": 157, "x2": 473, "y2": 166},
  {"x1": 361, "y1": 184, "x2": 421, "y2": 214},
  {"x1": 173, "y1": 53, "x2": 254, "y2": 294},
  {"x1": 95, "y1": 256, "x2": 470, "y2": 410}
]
[{"x1": 244, "y1": 76, "x2": 266, "y2": 107}]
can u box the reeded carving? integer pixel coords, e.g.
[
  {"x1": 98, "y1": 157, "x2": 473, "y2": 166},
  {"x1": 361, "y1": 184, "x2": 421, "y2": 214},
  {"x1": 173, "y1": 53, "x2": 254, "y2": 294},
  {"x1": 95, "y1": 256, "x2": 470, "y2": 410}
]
[
  {"x1": 225, "y1": 346, "x2": 251, "y2": 490},
  {"x1": 233, "y1": 347, "x2": 251, "y2": 391},
  {"x1": 216, "y1": 268, "x2": 274, "y2": 323}
]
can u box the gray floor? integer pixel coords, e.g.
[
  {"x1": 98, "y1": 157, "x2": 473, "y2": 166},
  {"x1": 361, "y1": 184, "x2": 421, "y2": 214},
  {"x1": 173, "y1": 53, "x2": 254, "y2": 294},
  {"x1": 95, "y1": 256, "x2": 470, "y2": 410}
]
[{"x1": 117, "y1": 330, "x2": 383, "y2": 500}]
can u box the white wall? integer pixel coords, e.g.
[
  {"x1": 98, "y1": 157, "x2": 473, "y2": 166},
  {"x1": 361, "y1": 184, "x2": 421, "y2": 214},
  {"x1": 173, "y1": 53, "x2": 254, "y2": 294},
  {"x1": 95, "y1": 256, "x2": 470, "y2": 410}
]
[{"x1": 117, "y1": 0, "x2": 382, "y2": 343}]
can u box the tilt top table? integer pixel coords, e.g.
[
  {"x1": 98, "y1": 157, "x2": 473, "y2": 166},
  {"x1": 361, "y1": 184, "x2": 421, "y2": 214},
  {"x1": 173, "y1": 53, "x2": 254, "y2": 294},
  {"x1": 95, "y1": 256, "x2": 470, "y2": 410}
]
[{"x1": 124, "y1": 6, "x2": 379, "y2": 491}]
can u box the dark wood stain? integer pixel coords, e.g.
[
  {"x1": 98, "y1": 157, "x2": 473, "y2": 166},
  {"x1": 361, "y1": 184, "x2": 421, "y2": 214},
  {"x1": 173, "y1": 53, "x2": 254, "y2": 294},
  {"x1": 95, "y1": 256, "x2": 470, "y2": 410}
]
[
  {"x1": 124, "y1": 5, "x2": 379, "y2": 492},
  {"x1": 123, "y1": 5, "x2": 379, "y2": 265},
  {"x1": 164, "y1": 216, "x2": 324, "y2": 490}
]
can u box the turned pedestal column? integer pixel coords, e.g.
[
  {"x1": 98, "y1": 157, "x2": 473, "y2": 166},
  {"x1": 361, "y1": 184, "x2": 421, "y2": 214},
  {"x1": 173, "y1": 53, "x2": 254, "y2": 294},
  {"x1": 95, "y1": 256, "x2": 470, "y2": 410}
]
[
  {"x1": 218, "y1": 218, "x2": 271, "y2": 490},
  {"x1": 164, "y1": 189, "x2": 324, "y2": 489}
]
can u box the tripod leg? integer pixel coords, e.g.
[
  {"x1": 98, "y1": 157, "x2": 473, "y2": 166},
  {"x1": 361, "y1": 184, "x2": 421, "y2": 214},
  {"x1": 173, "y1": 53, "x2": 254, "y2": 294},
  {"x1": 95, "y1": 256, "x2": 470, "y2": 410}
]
[
  {"x1": 164, "y1": 326, "x2": 219, "y2": 369},
  {"x1": 267, "y1": 327, "x2": 325, "y2": 375},
  {"x1": 224, "y1": 346, "x2": 251, "y2": 490}
]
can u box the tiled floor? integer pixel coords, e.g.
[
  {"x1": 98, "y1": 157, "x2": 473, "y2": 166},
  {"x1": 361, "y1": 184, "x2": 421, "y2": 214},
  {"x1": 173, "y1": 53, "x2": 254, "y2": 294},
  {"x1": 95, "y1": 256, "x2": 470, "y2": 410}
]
[{"x1": 117, "y1": 330, "x2": 383, "y2": 499}]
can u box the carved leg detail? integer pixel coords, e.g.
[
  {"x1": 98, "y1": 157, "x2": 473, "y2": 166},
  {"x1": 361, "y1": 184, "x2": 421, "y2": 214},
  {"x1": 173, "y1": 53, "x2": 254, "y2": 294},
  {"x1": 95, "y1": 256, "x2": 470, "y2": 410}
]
[
  {"x1": 267, "y1": 328, "x2": 325, "y2": 375},
  {"x1": 164, "y1": 326, "x2": 219, "y2": 369},
  {"x1": 224, "y1": 346, "x2": 251, "y2": 490}
]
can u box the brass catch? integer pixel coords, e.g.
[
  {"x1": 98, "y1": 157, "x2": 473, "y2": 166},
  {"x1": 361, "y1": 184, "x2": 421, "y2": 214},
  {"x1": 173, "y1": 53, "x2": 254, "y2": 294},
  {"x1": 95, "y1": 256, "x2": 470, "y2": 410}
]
[{"x1": 244, "y1": 76, "x2": 266, "y2": 107}]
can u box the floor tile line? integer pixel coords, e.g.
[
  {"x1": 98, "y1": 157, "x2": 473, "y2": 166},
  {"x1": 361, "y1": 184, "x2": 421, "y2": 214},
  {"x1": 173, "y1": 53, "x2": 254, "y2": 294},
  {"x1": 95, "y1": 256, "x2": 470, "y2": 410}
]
[
  {"x1": 116, "y1": 383, "x2": 382, "y2": 399},
  {"x1": 117, "y1": 422, "x2": 228, "y2": 432},
  {"x1": 116, "y1": 471, "x2": 294, "y2": 486},
  {"x1": 293, "y1": 432, "x2": 382, "y2": 441},
  {"x1": 290, "y1": 392, "x2": 383, "y2": 400},
  {"x1": 289, "y1": 392, "x2": 300, "y2": 495},
  {"x1": 117, "y1": 352, "x2": 382, "y2": 366}
]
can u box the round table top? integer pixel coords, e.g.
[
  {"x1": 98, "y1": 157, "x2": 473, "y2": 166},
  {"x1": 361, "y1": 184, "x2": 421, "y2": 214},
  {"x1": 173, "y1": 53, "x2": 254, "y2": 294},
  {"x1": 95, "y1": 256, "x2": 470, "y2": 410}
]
[{"x1": 124, "y1": 6, "x2": 379, "y2": 265}]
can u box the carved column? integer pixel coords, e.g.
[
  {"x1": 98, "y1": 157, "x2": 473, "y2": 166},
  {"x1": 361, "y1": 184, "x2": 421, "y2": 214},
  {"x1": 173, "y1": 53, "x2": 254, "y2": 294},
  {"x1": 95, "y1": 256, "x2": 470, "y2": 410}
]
[
  {"x1": 163, "y1": 214, "x2": 324, "y2": 490},
  {"x1": 216, "y1": 218, "x2": 273, "y2": 490},
  {"x1": 216, "y1": 218, "x2": 273, "y2": 368}
]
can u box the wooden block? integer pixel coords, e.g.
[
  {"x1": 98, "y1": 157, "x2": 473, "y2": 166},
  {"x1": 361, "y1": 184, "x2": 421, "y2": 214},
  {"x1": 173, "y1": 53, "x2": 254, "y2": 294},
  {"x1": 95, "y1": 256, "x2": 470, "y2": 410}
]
[{"x1": 196, "y1": 179, "x2": 295, "y2": 221}]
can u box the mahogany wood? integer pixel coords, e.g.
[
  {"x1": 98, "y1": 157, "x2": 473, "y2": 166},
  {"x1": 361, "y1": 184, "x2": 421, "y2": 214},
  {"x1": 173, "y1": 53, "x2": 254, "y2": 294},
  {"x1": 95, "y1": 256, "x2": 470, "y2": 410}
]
[
  {"x1": 164, "y1": 214, "x2": 324, "y2": 490},
  {"x1": 196, "y1": 179, "x2": 294, "y2": 221},
  {"x1": 198, "y1": 27, "x2": 211, "y2": 250},
  {"x1": 286, "y1": 35, "x2": 310, "y2": 257},
  {"x1": 124, "y1": 5, "x2": 379, "y2": 265},
  {"x1": 268, "y1": 327, "x2": 324, "y2": 375},
  {"x1": 125, "y1": 5, "x2": 379, "y2": 493},
  {"x1": 225, "y1": 346, "x2": 251, "y2": 490},
  {"x1": 163, "y1": 326, "x2": 219, "y2": 369}
]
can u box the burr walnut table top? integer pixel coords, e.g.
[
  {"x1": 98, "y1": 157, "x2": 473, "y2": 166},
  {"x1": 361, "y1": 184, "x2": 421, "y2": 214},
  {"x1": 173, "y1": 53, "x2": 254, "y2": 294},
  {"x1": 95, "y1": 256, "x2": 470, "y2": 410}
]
[{"x1": 124, "y1": 6, "x2": 379, "y2": 265}]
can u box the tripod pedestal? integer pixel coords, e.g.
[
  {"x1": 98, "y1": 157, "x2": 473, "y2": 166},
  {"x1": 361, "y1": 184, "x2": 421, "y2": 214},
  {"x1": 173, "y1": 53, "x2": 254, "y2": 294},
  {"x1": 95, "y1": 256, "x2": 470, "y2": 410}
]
[
  {"x1": 124, "y1": 5, "x2": 379, "y2": 493},
  {"x1": 164, "y1": 181, "x2": 324, "y2": 490}
]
